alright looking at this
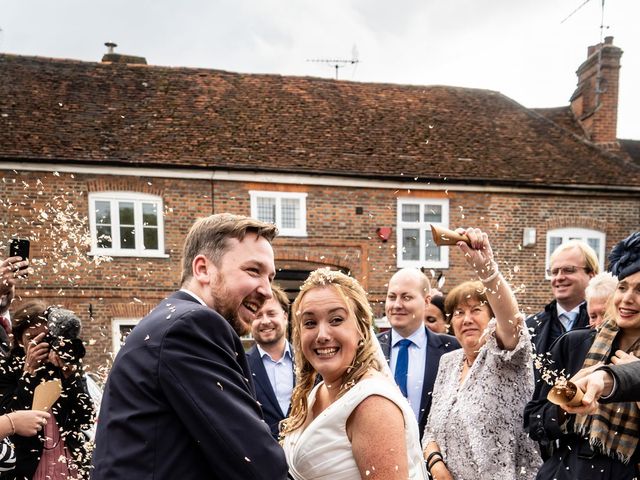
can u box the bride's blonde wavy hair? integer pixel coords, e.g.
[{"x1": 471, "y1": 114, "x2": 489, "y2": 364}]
[{"x1": 280, "y1": 268, "x2": 381, "y2": 439}]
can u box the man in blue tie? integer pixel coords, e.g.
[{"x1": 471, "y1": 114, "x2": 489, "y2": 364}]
[
  {"x1": 377, "y1": 268, "x2": 459, "y2": 439},
  {"x1": 526, "y1": 240, "x2": 599, "y2": 357}
]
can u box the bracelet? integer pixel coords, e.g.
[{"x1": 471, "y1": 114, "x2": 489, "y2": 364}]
[
  {"x1": 427, "y1": 457, "x2": 445, "y2": 472},
  {"x1": 425, "y1": 451, "x2": 443, "y2": 465},
  {"x1": 4, "y1": 414, "x2": 15, "y2": 435},
  {"x1": 479, "y1": 261, "x2": 500, "y2": 283}
]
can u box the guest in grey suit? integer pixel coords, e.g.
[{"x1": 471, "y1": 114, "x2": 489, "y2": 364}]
[
  {"x1": 247, "y1": 283, "x2": 294, "y2": 439},
  {"x1": 377, "y1": 268, "x2": 459, "y2": 439}
]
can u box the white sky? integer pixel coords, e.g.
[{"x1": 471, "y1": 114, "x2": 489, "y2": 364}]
[{"x1": 1, "y1": 0, "x2": 638, "y2": 139}]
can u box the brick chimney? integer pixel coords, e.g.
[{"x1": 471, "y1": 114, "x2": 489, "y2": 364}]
[
  {"x1": 570, "y1": 36, "x2": 622, "y2": 148},
  {"x1": 101, "y1": 42, "x2": 147, "y2": 65}
]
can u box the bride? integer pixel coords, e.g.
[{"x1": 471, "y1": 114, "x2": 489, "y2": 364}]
[{"x1": 281, "y1": 268, "x2": 427, "y2": 479}]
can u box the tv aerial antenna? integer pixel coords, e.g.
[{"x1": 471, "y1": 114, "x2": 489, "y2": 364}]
[
  {"x1": 308, "y1": 45, "x2": 360, "y2": 80},
  {"x1": 561, "y1": 0, "x2": 608, "y2": 111}
]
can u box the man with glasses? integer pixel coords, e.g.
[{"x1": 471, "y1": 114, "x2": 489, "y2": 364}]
[{"x1": 527, "y1": 240, "x2": 599, "y2": 358}]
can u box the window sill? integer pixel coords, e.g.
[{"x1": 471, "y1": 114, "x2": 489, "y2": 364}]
[{"x1": 88, "y1": 251, "x2": 170, "y2": 259}]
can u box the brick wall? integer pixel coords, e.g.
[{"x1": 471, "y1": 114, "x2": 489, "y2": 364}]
[{"x1": 2, "y1": 169, "x2": 638, "y2": 370}]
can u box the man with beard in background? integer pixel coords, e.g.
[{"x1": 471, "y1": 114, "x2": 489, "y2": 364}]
[
  {"x1": 92, "y1": 213, "x2": 288, "y2": 480},
  {"x1": 247, "y1": 284, "x2": 294, "y2": 440}
]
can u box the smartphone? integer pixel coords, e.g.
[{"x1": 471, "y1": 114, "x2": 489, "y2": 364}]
[{"x1": 9, "y1": 238, "x2": 30, "y2": 262}]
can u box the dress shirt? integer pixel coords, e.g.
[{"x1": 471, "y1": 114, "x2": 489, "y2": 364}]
[
  {"x1": 556, "y1": 303, "x2": 583, "y2": 331},
  {"x1": 257, "y1": 341, "x2": 294, "y2": 415},
  {"x1": 389, "y1": 327, "x2": 427, "y2": 420}
]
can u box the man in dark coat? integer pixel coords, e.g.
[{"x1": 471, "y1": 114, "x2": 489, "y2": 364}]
[
  {"x1": 246, "y1": 283, "x2": 294, "y2": 440},
  {"x1": 527, "y1": 240, "x2": 599, "y2": 357},
  {"x1": 92, "y1": 214, "x2": 288, "y2": 480}
]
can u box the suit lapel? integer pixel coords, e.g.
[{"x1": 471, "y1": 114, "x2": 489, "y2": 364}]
[
  {"x1": 420, "y1": 327, "x2": 441, "y2": 424},
  {"x1": 379, "y1": 331, "x2": 392, "y2": 363},
  {"x1": 247, "y1": 347, "x2": 285, "y2": 417}
]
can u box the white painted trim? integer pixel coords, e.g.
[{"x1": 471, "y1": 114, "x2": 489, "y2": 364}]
[
  {"x1": 2, "y1": 161, "x2": 639, "y2": 195},
  {"x1": 396, "y1": 197, "x2": 450, "y2": 269},
  {"x1": 88, "y1": 192, "x2": 166, "y2": 257},
  {"x1": 111, "y1": 317, "x2": 141, "y2": 353},
  {"x1": 249, "y1": 190, "x2": 307, "y2": 237},
  {"x1": 545, "y1": 228, "x2": 606, "y2": 278}
]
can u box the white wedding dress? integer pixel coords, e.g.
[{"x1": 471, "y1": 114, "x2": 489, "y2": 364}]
[{"x1": 283, "y1": 376, "x2": 427, "y2": 480}]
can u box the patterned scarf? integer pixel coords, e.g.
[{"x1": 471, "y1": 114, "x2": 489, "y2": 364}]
[{"x1": 573, "y1": 317, "x2": 640, "y2": 463}]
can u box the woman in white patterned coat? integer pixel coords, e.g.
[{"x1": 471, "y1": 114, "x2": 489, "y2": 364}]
[{"x1": 422, "y1": 228, "x2": 541, "y2": 480}]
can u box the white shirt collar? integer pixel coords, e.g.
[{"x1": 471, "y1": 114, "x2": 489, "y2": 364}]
[
  {"x1": 179, "y1": 288, "x2": 207, "y2": 307},
  {"x1": 391, "y1": 325, "x2": 427, "y2": 349}
]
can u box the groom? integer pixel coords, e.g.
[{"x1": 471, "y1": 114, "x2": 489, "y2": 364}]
[{"x1": 92, "y1": 213, "x2": 288, "y2": 480}]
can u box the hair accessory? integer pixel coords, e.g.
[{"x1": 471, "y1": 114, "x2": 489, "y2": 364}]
[{"x1": 608, "y1": 231, "x2": 640, "y2": 280}]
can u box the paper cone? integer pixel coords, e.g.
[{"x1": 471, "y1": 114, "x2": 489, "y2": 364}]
[
  {"x1": 32, "y1": 379, "x2": 62, "y2": 411},
  {"x1": 430, "y1": 225, "x2": 471, "y2": 247},
  {"x1": 547, "y1": 380, "x2": 585, "y2": 407}
]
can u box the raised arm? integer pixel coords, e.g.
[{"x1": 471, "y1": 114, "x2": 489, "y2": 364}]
[{"x1": 456, "y1": 228, "x2": 521, "y2": 350}]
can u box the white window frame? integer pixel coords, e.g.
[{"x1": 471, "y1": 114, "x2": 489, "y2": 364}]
[
  {"x1": 249, "y1": 191, "x2": 307, "y2": 237},
  {"x1": 111, "y1": 317, "x2": 141, "y2": 353},
  {"x1": 396, "y1": 198, "x2": 450, "y2": 269},
  {"x1": 545, "y1": 227, "x2": 606, "y2": 278},
  {"x1": 88, "y1": 192, "x2": 167, "y2": 257}
]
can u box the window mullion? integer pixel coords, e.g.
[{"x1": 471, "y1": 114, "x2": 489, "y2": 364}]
[
  {"x1": 111, "y1": 200, "x2": 121, "y2": 249},
  {"x1": 134, "y1": 200, "x2": 143, "y2": 252}
]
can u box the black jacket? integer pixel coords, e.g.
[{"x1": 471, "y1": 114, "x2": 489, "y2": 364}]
[
  {"x1": 526, "y1": 300, "x2": 589, "y2": 356},
  {"x1": 599, "y1": 362, "x2": 640, "y2": 403},
  {"x1": 524, "y1": 328, "x2": 639, "y2": 480},
  {"x1": 246, "y1": 344, "x2": 294, "y2": 440},
  {"x1": 92, "y1": 291, "x2": 288, "y2": 480}
]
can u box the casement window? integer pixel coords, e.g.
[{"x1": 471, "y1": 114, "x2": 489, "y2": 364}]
[
  {"x1": 396, "y1": 198, "x2": 449, "y2": 268},
  {"x1": 111, "y1": 318, "x2": 141, "y2": 353},
  {"x1": 546, "y1": 227, "x2": 606, "y2": 276},
  {"x1": 88, "y1": 192, "x2": 166, "y2": 257},
  {"x1": 249, "y1": 191, "x2": 307, "y2": 237}
]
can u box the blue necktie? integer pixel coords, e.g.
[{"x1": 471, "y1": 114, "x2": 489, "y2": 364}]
[
  {"x1": 394, "y1": 339, "x2": 412, "y2": 397},
  {"x1": 561, "y1": 312, "x2": 577, "y2": 331}
]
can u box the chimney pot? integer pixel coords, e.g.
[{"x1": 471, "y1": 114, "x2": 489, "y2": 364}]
[{"x1": 104, "y1": 42, "x2": 118, "y2": 54}]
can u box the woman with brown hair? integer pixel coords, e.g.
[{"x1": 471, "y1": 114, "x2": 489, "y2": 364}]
[
  {"x1": 0, "y1": 300, "x2": 93, "y2": 480},
  {"x1": 281, "y1": 268, "x2": 427, "y2": 479},
  {"x1": 422, "y1": 228, "x2": 540, "y2": 480}
]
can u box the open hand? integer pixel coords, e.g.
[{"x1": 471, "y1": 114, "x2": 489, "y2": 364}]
[{"x1": 24, "y1": 332, "x2": 49, "y2": 376}]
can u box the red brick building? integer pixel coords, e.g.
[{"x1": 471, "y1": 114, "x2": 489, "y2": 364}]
[{"x1": 1, "y1": 37, "x2": 638, "y2": 370}]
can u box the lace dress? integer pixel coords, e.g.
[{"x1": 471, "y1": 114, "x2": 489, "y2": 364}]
[
  {"x1": 422, "y1": 319, "x2": 541, "y2": 480},
  {"x1": 283, "y1": 376, "x2": 427, "y2": 480}
]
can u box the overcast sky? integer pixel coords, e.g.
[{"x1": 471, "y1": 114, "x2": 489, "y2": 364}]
[{"x1": 2, "y1": 0, "x2": 638, "y2": 138}]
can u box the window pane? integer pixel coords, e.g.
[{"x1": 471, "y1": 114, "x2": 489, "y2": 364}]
[
  {"x1": 587, "y1": 238, "x2": 601, "y2": 260},
  {"x1": 281, "y1": 198, "x2": 299, "y2": 229},
  {"x1": 402, "y1": 228, "x2": 420, "y2": 261},
  {"x1": 120, "y1": 226, "x2": 135, "y2": 249},
  {"x1": 401, "y1": 204, "x2": 420, "y2": 222},
  {"x1": 424, "y1": 229, "x2": 441, "y2": 261},
  {"x1": 257, "y1": 197, "x2": 276, "y2": 223},
  {"x1": 95, "y1": 201, "x2": 111, "y2": 225},
  {"x1": 119, "y1": 202, "x2": 135, "y2": 226},
  {"x1": 118, "y1": 324, "x2": 136, "y2": 346},
  {"x1": 549, "y1": 236, "x2": 562, "y2": 255},
  {"x1": 96, "y1": 225, "x2": 112, "y2": 248},
  {"x1": 423, "y1": 205, "x2": 442, "y2": 223},
  {"x1": 142, "y1": 203, "x2": 158, "y2": 226},
  {"x1": 144, "y1": 227, "x2": 158, "y2": 250}
]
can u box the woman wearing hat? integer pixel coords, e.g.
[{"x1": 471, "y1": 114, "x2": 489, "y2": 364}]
[{"x1": 524, "y1": 231, "x2": 640, "y2": 479}]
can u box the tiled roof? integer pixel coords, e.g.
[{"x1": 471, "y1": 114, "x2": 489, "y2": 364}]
[
  {"x1": 1, "y1": 53, "x2": 639, "y2": 188},
  {"x1": 620, "y1": 139, "x2": 640, "y2": 166}
]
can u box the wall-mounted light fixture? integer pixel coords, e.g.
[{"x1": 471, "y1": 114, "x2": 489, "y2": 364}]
[
  {"x1": 376, "y1": 227, "x2": 392, "y2": 242},
  {"x1": 523, "y1": 228, "x2": 536, "y2": 247}
]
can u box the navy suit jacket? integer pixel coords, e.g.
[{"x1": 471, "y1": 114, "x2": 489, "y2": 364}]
[
  {"x1": 246, "y1": 344, "x2": 295, "y2": 439},
  {"x1": 92, "y1": 291, "x2": 288, "y2": 480},
  {"x1": 377, "y1": 326, "x2": 459, "y2": 439}
]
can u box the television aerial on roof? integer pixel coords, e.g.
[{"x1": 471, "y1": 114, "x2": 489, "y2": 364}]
[{"x1": 307, "y1": 45, "x2": 360, "y2": 80}]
